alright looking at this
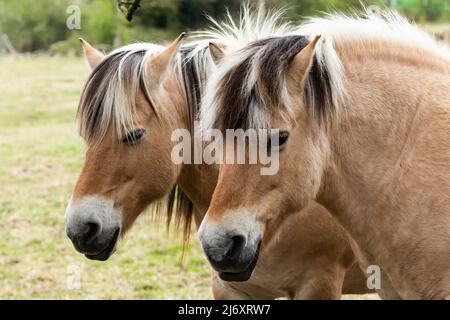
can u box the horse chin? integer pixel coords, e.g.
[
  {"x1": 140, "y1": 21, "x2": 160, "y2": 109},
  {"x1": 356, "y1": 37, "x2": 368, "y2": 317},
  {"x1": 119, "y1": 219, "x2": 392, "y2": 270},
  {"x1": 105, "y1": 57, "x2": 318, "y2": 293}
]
[
  {"x1": 218, "y1": 241, "x2": 261, "y2": 282},
  {"x1": 85, "y1": 228, "x2": 120, "y2": 261},
  {"x1": 218, "y1": 267, "x2": 254, "y2": 282}
]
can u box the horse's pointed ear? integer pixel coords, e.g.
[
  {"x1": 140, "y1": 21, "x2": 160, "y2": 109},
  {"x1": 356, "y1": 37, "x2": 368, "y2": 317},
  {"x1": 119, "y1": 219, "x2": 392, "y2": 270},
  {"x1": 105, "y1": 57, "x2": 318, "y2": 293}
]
[
  {"x1": 289, "y1": 35, "x2": 321, "y2": 83},
  {"x1": 208, "y1": 42, "x2": 227, "y2": 65},
  {"x1": 79, "y1": 38, "x2": 104, "y2": 70},
  {"x1": 146, "y1": 33, "x2": 185, "y2": 84}
]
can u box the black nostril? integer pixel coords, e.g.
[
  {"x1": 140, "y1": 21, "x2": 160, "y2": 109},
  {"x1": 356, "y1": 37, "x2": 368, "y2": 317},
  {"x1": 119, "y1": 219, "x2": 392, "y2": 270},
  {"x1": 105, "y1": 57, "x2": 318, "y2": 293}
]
[
  {"x1": 226, "y1": 235, "x2": 245, "y2": 260},
  {"x1": 84, "y1": 222, "x2": 101, "y2": 244}
]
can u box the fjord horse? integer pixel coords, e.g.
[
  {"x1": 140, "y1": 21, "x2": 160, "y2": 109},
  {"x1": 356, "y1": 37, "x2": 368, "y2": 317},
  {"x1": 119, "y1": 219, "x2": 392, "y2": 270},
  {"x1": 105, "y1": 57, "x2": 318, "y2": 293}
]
[
  {"x1": 199, "y1": 11, "x2": 450, "y2": 299},
  {"x1": 65, "y1": 8, "x2": 370, "y2": 299}
]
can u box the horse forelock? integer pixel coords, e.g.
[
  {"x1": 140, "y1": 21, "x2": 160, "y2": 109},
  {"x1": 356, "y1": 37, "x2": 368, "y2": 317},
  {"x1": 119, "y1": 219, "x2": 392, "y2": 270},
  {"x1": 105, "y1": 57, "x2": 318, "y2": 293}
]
[
  {"x1": 77, "y1": 40, "x2": 217, "y2": 146},
  {"x1": 77, "y1": 43, "x2": 164, "y2": 145},
  {"x1": 201, "y1": 34, "x2": 334, "y2": 132}
]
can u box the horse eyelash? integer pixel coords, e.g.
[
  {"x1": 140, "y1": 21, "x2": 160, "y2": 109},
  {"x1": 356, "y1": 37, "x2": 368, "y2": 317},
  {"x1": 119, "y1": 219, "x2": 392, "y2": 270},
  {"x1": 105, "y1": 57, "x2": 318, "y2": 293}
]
[
  {"x1": 267, "y1": 131, "x2": 290, "y2": 154},
  {"x1": 122, "y1": 128, "x2": 146, "y2": 145}
]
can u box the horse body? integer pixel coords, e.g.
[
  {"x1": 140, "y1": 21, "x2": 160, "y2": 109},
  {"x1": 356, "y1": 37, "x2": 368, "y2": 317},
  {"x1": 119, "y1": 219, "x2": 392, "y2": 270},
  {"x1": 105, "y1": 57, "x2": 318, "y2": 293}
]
[
  {"x1": 320, "y1": 41, "x2": 450, "y2": 298},
  {"x1": 199, "y1": 11, "x2": 450, "y2": 299},
  {"x1": 64, "y1": 7, "x2": 371, "y2": 299}
]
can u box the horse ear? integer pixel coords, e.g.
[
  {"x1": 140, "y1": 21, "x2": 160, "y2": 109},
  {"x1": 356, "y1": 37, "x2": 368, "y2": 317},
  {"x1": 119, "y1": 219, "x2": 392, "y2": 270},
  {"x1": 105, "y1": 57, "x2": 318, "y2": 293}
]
[
  {"x1": 79, "y1": 38, "x2": 104, "y2": 70},
  {"x1": 146, "y1": 33, "x2": 185, "y2": 85},
  {"x1": 289, "y1": 35, "x2": 321, "y2": 83},
  {"x1": 208, "y1": 42, "x2": 227, "y2": 65}
]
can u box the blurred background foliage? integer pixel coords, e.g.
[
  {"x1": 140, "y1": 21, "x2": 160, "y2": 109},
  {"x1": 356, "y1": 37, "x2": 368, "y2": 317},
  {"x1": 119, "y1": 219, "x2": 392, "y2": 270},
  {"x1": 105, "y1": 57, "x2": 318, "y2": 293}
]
[{"x1": 0, "y1": 0, "x2": 448, "y2": 53}]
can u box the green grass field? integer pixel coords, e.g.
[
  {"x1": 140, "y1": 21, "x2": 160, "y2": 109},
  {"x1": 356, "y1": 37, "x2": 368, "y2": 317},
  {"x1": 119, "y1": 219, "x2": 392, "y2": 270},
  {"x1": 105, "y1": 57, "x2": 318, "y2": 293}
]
[{"x1": 0, "y1": 56, "x2": 212, "y2": 299}]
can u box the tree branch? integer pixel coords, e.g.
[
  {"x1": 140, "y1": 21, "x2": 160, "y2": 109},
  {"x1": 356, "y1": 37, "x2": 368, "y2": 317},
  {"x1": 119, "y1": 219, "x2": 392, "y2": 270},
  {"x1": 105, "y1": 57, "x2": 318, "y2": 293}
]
[{"x1": 117, "y1": 0, "x2": 142, "y2": 22}]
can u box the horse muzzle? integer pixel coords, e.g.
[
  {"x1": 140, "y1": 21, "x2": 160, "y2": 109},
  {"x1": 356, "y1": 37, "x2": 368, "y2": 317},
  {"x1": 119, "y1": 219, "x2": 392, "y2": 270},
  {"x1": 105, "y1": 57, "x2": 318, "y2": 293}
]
[
  {"x1": 65, "y1": 197, "x2": 121, "y2": 261},
  {"x1": 198, "y1": 217, "x2": 262, "y2": 282}
]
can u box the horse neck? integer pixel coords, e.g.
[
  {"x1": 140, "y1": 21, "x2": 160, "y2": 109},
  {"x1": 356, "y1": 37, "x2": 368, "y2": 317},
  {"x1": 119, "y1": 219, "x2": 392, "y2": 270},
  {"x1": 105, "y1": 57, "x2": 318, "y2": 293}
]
[
  {"x1": 173, "y1": 121, "x2": 218, "y2": 228},
  {"x1": 177, "y1": 164, "x2": 218, "y2": 227},
  {"x1": 318, "y1": 42, "x2": 450, "y2": 247}
]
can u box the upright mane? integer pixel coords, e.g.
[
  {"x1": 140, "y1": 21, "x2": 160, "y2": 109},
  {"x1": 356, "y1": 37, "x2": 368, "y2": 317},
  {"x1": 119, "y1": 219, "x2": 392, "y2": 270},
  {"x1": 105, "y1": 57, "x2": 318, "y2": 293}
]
[
  {"x1": 190, "y1": 3, "x2": 294, "y2": 52},
  {"x1": 200, "y1": 9, "x2": 450, "y2": 132}
]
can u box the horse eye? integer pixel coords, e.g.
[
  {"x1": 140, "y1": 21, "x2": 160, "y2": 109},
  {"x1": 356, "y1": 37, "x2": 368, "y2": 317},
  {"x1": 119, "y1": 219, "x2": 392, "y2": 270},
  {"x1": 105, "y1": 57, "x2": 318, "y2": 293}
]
[
  {"x1": 268, "y1": 130, "x2": 290, "y2": 152},
  {"x1": 276, "y1": 131, "x2": 290, "y2": 147},
  {"x1": 122, "y1": 128, "x2": 146, "y2": 145}
]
